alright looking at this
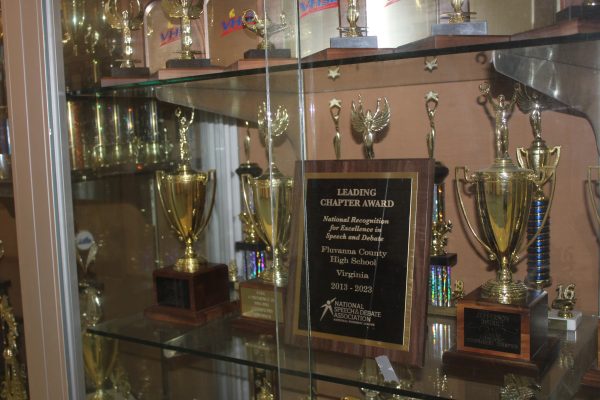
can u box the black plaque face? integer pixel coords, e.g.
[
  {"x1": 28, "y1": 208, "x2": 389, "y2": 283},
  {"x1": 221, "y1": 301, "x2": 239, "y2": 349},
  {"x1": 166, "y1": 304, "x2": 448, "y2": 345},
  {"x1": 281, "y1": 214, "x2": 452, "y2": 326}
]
[
  {"x1": 156, "y1": 277, "x2": 191, "y2": 309},
  {"x1": 463, "y1": 308, "x2": 521, "y2": 354},
  {"x1": 295, "y1": 172, "x2": 418, "y2": 351}
]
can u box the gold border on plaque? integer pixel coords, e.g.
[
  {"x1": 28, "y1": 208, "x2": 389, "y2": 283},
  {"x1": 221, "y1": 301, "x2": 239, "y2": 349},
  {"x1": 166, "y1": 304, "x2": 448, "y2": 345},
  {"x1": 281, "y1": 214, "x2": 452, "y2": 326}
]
[{"x1": 292, "y1": 171, "x2": 418, "y2": 352}]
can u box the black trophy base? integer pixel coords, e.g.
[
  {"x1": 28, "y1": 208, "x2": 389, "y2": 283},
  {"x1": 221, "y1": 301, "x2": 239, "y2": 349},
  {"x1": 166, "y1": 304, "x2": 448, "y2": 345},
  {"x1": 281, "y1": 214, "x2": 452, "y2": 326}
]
[
  {"x1": 244, "y1": 49, "x2": 292, "y2": 59},
  {"x1": 557, "y1": 5, "x2": 600, "y2": 22},
  {"x1": 235, "y1": 241, "x2": 266, "y2": 252},
  {"x1": 431, "y1": 21, "x2": 488, "y2": 35},
  {"x1": 443, "y1": 337, "x2": 560, "y2": 380},
  {"x1": 109, "y1": 67, "x2": 150, "y2": 78},
  {"x1": 145, "y1": 263, "x2": 232, "y2": 326},
  {"x1": 166, "y1": 58, "x2": 211, "y2": 68},
  {"x1": 235, "y1": 162, "x2": 262, "y2": 178},
  {"x1": 430, "y1": 253, "x2": 457, "y2": 267},
  {"x1": 330, "y1": 36, "x2": 378, "y2": 49}
]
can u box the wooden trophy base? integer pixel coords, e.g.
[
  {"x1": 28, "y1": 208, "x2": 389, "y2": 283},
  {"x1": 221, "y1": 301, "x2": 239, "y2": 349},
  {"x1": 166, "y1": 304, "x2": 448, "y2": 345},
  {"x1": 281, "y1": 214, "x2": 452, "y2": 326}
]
[
  {"x1": 444, "y1": 287, "x2": 558, "y2": 377},
  {"x1": 396, "y1": 35, "x2": 509, "y2": 52},
  {"x1": 231, "y1": 278, "x2": 286, "y2": 334},
  {"x1": 157, "y1": 66, "x2": 225, "y2": 80},
  {"x1": 226, "y1": 58, "x2": 297, "y2": 71},
  {"x1": 145, "y1": 263, "x2": 234, "y2": 326},
  {"x1": 243, "y1": 48, "x2": 292, "y2": 59},
  {"x1": 302, "y1": 48, "x2": 394, "y2": 62}
]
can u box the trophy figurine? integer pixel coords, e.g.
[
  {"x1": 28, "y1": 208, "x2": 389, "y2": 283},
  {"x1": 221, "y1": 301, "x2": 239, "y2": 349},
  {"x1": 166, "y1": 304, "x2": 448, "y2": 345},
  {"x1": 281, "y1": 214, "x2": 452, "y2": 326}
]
[
  {"x1": 330, "y1": 98, "x2": 342, "y2": 160},
  {"x1": 548, "y1": 283, "x2": 582, "y2": 331},
  {"x1": 234, "y1": 103, "x2": 293, "y2": 332},
  {"x1": 241, "y1": 9, "x2": 291, "y2": 59},
  {"x1": 235, "y1": 122, "x2": 266, "y2": 281},
  {"x1": 350, "y1": 95, "x2": 390, "y2": 160},
  {"x1": 515, "y1": 87, "x2": 561, "y2": 290},
  {"x1": 331, "y1": 0, "x2": 378, "y2": 48},
  {"x1": 104, "y1": 0, "x2": 150, "y2": 77},
  {"x1": 146, "y1": 108, "x2": 232, "y2": 325},
  {"x1": 446, "y1": 82, "x2": 557, "y2": 366},
  {"x1": 424, "y1": 92, "x2": 458, "y2": 316},
  {"x1": 161, "y1": 0, "x2": 211, "y2": 68},
  {"x1": 432, "y1": 0, "x2": 487, "y2": 36}
]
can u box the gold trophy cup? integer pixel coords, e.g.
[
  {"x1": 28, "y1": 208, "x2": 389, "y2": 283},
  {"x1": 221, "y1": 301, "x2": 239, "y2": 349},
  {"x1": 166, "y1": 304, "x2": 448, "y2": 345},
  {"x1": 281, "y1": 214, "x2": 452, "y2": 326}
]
[
  {"x1": 241, "y1": 103, "x2": 293, "y2": 287},
  {"x1": 147, "y1": 108, "x2": 231, "y2": 325},
  {"x1": 456, "y1": 83, "x2": 555, "y2": 305},
  {"x1": 444, "y1": 83, "x2": 557, "y2": 367}
]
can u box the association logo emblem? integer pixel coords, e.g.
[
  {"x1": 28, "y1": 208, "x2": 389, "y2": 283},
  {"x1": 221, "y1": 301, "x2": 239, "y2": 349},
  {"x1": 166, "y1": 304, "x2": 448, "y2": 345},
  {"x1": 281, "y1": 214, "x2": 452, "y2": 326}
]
[{"x1": 320, "y1": 297, "x2": 336, "y2": 321}]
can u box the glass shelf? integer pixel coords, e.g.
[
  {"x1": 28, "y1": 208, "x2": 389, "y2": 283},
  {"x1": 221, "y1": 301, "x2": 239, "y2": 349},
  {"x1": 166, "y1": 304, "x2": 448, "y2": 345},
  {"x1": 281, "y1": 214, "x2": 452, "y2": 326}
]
[
  {"x1": 64, "y1": 31, "x2": 600, "y2": 123},
  {"x1": 89, "y1": 313, "x2": 598, "y2": 399}
]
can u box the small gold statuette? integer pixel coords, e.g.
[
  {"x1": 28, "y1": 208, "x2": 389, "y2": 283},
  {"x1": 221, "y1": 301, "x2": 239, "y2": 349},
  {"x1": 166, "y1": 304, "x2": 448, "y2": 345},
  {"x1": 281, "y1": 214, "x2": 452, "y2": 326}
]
[
  {"x1": 241, "y1": 9, "x2": 288, "y2": 50},
  {"x1": 105, "y1": 0, "x2": 144, "y2": 68},
  {"x1": 500, "y1": 374, "x2": 541, "y2": 400},
  {"x1": 451, "y1": 280, "x2": 464, "y2": 305},
  {"x1": 329, "y1": 98, "x2": 342, "y2": 160},
  {"x1": 443, "y1": 0, "x2": 474, "y2": 24},
  {"x1": 456, "y1": 83, "x2": 555, "y2": 305},
  {"x1": 516, "y1": 86, "x2": 561, "y2": 290},
  {"x1": 339, "y1": 0, "x2": 367, "y2": 37},
  {"x1": 161, "y1": 0, "x2": 203, "y2": 60},
  {"x1": 156, "y1": 108, "x2": 217, "y2": 273},
  {"x1": 0, "y1": 295, "x2": 28, "y2": 400},
  {"x1": 241, "y1": 103, "x2": 293, "y2": 287},
  {"x1": 351, "y1": 95, "x2": 390, "y2": 160},
  {"x1": 548, "y1": 283, "x2": 582, "y2": 331}
]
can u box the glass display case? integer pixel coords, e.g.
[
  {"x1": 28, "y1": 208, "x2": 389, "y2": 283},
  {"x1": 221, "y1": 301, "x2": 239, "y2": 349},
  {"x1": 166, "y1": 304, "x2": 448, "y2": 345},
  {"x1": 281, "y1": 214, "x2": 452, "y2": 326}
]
[{"x1": 4, "y1": 0, "x2": 600, "y2": 399}]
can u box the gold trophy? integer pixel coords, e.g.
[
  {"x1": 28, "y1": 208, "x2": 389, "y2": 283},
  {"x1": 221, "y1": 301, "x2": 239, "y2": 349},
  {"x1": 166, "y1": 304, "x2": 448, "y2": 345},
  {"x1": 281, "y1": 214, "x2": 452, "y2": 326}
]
[
  {"x1": 161, "y1": 0, "x2": 211, "y2": 68},
  {"x1": 234, "y1": 103, "x2": 293, "y2": 332},
  {"x1": 515, "y1": 87, "x2": 561, "y2": 290},
  {"x1": 446, "y1": 83, "x2": 556, "y2": 365},
  {"x1": 433, "y1": 0, "x2": 487, "y2": 36},
  {"x1": 456, "y1": 83, "x2": 555, "y2": 304},
  {"x1": 75, "y1": 231, "x2": 119, "y2": 400},
  {"x1": 241, "y1": 9, "x2": 290, "y2": 59},
  {"x1": 105, "y1": 0, "x2": 149, "y2": 77},
  {"x1": 350, "y1": 95, "x2": 390, "y2": 160},
  {"x1": 241, "y1": 103, "x2": 293, "y2": 287},
  {"x1": 548, "y1": 283, "x2": 582, "y2": 331},
  {"x1": 330, "y1": 98, "x2": 342, "y2": 160},
  {"x1": 147, "y1": 108, "x2": 232, "y2": 325},
  {"x1": 331, "y1": 0, "x2": 378, "y2": 48}
]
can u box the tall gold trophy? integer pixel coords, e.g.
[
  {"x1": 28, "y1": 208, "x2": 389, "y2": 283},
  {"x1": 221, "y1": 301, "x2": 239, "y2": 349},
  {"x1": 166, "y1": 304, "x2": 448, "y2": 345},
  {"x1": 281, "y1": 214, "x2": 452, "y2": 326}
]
[
  {"x1": 145, "y1": 108, "x2": 233, "y2": 325},
  {"x1": 445, "y1": 83, "x2": 557, "y2": 369},
  {"x1": 161, "y1": 0, "x2": 211, "y2": 68},
  {"x1": 515, "y1": 87, "x2": 560, "y2": 290},
  {"x1": 104, "y1": 0, "x2": 150, "y2": 77},
  {"x1": 235, "y1": 103, "x2": 293, "y2": 332}
]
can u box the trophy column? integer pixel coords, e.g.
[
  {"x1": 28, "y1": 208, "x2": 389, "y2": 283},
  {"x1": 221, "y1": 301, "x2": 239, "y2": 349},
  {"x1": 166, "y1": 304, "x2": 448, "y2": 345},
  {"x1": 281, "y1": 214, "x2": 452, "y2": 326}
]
[{"x1": 424, "y1": 93, "x2": 458, "y2": 316}]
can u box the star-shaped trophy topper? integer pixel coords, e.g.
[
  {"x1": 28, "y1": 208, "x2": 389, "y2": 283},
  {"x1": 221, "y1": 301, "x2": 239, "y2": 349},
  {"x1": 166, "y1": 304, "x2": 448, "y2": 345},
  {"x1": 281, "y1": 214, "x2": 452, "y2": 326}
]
[
  {"x1": 329, "y1": 98, "x2": 342, "y2": 109},
  {"x1": 425, "y1": 90, "x2": 439, "y2": 102},
  {"x1": 328, "y1": 66, "x2": 341, "y2": 80},
  {"x1": 424, "y1": 57, "x2": 438, "y2": 72}
]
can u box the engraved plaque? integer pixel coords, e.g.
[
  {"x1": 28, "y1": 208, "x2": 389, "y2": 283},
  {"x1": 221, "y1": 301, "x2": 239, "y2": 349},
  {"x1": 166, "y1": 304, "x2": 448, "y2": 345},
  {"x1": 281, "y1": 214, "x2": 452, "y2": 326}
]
[
  {"x1": 287, "y1": 159, "x2": 434, "y2": 366},
  {"x1": 463, "y1": 308, "x2": 521, "y2": 354},
  {"x1": 240, "y1": 285, "x2": 284, "y2": 322}
]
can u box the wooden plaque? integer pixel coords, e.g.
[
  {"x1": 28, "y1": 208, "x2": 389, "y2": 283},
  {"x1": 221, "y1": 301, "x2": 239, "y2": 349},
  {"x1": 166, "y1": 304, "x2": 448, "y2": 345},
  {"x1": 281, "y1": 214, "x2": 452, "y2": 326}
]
[{"x1": 285, "y1": 159, "x2": 434, "y2": 366}]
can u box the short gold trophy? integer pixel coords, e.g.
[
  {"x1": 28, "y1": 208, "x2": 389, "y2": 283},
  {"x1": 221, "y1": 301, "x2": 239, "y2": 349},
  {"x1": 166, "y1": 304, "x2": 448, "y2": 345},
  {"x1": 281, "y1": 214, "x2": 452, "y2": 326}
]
[
  {"x1": 241, "y1": 9, "x2": 291, "y2": 59},
  {"x1": 444, "y1": 83, "x2": 557, "y2": 370},
  {"x1": 234, "y1": 103, "x2": 293, "y2": 333},
  {"x1": 145, "y1": 108, "x2": 233, "y2": 326}
]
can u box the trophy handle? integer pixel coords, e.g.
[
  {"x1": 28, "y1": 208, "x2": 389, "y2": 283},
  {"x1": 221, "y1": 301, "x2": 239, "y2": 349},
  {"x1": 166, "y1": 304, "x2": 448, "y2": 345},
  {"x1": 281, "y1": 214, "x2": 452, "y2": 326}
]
[
  {"x1": 588, "y1": 166, "x2": 600, "y2": 224},
  {"x1": 516, "y1": 148, "x2": 528, "y2": 169},
  {"x1": 241, "y1": 174, "x2": 270, "y2": 246},
  {"x1": 455, "y1": 166, "x2": 497, "y2": 260},
  {"x1": 518, "y1": 166, "x2": 557, "y2": 257},
  {"x1": 197, "y1": 169, "x2": 217, "y2": 235}
]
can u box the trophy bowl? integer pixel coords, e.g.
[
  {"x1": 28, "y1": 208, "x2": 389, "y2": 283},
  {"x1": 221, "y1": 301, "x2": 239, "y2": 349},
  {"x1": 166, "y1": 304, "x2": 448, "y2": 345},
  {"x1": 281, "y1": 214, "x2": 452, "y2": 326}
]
[
  {"x1": 156, "y1": 168, "x2": 216, "y2": 273},
  {"x1": 242, "y1": 163, "x2": 293, "y2": 287}
]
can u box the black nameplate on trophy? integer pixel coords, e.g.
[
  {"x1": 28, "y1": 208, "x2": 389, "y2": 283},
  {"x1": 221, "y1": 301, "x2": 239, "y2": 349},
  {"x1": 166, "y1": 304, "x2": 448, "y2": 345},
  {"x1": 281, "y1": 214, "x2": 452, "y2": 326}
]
[
  {"x1": 463, "y1": 308, "x2": 521, "y2": 354},
  {"x1": 109, "y1": 67, "x2": 150, "y2": 78},
  {"x1": 155, "y1": 277, "x2": 191, "y2": 309},
  {"x1": 285, "y1": 159, "x2": 434, "y2": 367},
  {"x1": 244, "y1": 49, "x2": 292, "y2": 59},
  {"x1": 166, "y1": 58, "x2": 212, "y2": 68}
]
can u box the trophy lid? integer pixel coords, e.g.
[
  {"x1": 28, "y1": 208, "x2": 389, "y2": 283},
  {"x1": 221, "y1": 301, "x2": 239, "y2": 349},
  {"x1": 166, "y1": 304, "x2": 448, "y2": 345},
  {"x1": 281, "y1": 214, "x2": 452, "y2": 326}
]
[{"x1": 254, "y1": 162, "x2": 292, "y2": 187}]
